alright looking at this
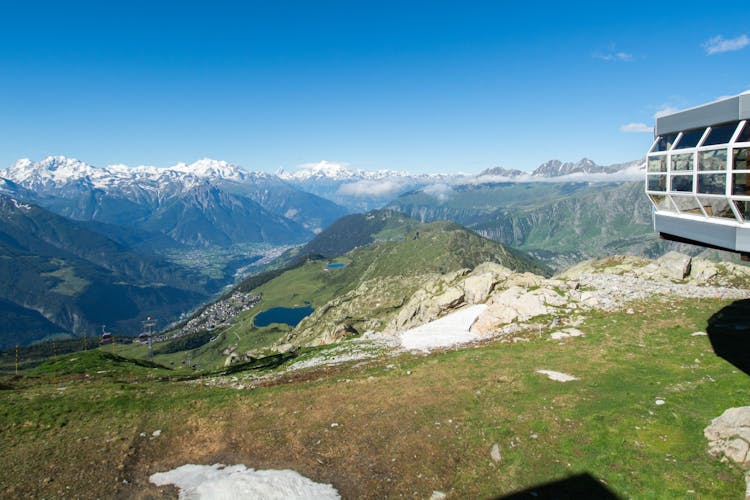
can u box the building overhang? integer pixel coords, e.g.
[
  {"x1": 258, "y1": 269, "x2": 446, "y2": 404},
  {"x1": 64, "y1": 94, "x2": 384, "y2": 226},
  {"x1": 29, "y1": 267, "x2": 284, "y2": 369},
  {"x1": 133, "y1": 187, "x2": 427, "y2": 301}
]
[
  {"x1": 656, "y1": 92, "x2": 750, "y2": 136},
  {"x1": 653, "y1": 211, "x2": 750, "y2": 254}
]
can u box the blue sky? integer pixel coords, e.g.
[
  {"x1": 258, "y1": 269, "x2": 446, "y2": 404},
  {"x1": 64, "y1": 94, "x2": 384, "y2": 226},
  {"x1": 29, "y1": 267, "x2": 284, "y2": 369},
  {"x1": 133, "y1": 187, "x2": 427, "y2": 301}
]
[{"x1": 1, "y1": 1, "x2": 749, "y2": 174}]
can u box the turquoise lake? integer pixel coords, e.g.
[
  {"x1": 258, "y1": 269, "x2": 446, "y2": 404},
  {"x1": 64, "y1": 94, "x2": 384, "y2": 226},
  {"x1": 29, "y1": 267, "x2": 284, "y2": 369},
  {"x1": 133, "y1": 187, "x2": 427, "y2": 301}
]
[{"x1": 254, "y1": 306, "x2": 314, "y2": 327}]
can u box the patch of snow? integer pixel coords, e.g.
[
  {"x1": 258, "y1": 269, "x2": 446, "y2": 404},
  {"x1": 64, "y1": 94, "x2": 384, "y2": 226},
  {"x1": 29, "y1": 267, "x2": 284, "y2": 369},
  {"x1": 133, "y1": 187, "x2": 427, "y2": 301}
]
[
  {"x1": 655, "y1": 399, "x2": 665, "y2": 406},
  {"x1": 10, "y1": 198, "x2": 31, "y2": 211},
  {"x1": 152, "y1": 429, "x2": 162, "y2": 437},
  {"x1": 691, "y1": 331, "x2": 707, "y2": 336},
  {"x1": 536, "y1": 370, "x2": 579, "y2": 382},
  {"x1": 399, "y1": 304, "x2": 487, "y2": 351},
  {"x1": 430, "y1": 492, "x2": 447, "y2": 500},
  {"x1": 149, "y1": 464, "x2": 340, "y2": 500}
]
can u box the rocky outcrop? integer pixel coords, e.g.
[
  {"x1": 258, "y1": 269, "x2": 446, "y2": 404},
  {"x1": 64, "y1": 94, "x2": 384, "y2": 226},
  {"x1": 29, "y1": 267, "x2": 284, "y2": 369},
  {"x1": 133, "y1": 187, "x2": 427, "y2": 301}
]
[
  {"x1": 705, "y1": 406, "x2": 750, "y2": 467},
  {"x1": 285, "y1": 252, "x2": 750, "y2": 348},
  {"x1": 705, "y1": 406, "x2": 750, "y2": 498},
  {"x1": 287, "y1": 275, "x2": 438, "y2": 346}
]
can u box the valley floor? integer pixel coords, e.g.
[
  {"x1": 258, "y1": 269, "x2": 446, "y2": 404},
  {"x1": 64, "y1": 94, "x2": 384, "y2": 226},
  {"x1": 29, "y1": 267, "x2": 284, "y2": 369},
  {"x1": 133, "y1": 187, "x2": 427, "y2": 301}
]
[{"x1": 2, "y1": 294, "x2": 749, "y2": 498}]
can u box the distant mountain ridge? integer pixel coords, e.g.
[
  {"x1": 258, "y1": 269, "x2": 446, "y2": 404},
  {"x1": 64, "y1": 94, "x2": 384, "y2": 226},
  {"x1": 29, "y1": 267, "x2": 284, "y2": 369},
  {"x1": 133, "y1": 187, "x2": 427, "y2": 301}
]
[
  {"x1": 1, "y1": 156, "x2": 348, "y2": 247},
  {"x1": 479, "y1": 158, "x2": 645, "y2": 179}
]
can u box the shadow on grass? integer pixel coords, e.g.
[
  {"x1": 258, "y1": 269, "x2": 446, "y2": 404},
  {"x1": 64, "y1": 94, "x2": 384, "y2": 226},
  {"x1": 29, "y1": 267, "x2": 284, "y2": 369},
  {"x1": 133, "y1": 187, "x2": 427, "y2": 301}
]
[
  {"x1": 707, "y1": 299, "x2": 750, "y2": 376},
  {"x1": 493, "y1": 473, "x2": 620, "y2": 499},
  {"x1": 219, "y1": 352, "x2": 297, "y2": 376}
]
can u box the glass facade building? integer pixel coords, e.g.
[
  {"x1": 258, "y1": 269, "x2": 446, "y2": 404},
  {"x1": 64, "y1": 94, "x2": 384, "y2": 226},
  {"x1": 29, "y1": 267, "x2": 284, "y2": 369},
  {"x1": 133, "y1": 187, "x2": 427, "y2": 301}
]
[{"x1": 646, "y1": 92, "x2": 750, "y2": 256}]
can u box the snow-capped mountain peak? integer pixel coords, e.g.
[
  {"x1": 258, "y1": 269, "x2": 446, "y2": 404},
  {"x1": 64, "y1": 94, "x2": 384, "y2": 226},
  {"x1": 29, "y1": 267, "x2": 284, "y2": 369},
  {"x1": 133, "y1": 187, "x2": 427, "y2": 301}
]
[
  {"x1": 277, "y1": 160, "x2": 415, "y2": 182},
  {"x1": 169, "y1": 158, "x2": 249, "y2": 181},
  {"x1": 4, "y1": 155, "x2": 100, "y2": 189},
  {"x1": 278, "y1": 161, "x2": 360, "y2": 181}
]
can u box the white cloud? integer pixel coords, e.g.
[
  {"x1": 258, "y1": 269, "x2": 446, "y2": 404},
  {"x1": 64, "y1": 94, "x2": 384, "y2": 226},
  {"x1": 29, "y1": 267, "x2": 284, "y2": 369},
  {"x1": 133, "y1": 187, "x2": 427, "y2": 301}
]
[
  {"x1": 703, "y1": 34, "x2": 749, "y2": 55},
  {"x1": 654, "y1": 105, "x2": 679, "y2": 118},
  {"x1": 337, "y1": 179, "x2": 408, "y2": 198},
  {"x1": 620, "y1": 123, "x2": 654, "y2": 133},
  {"x1": 593, "y1": 50, "x2": 634, "y2": 62},
  {"x1": 422, "y1": 183, "x2": 453, "y2": 202}
]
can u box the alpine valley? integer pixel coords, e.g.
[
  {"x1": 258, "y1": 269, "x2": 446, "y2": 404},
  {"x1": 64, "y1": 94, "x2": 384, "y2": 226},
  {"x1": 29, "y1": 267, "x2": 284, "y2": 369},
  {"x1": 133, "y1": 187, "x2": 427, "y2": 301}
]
[{"x1": 0, "y1": 154, "x2": 717, "y2": 347}]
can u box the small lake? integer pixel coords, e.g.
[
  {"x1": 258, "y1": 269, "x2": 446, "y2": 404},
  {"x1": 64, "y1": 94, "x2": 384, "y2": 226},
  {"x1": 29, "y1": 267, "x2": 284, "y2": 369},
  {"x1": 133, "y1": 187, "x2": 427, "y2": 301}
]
[
  {"x1": 254, "y1": 306, "x2": 314, "y2": 327},
  {"x1": 326, "y1": 262, "x2": 346, "y2": 269}
]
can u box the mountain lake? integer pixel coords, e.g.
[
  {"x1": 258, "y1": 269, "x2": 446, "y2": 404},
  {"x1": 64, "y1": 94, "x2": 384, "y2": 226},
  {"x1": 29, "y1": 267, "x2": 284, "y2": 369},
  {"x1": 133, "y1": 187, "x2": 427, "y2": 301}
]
[
  {"x1": 326, "y1": 262, "x2": 346, "y2": 269},
  {"x1": 254, "y1": 305, "x2": 314, "y2": 327}
]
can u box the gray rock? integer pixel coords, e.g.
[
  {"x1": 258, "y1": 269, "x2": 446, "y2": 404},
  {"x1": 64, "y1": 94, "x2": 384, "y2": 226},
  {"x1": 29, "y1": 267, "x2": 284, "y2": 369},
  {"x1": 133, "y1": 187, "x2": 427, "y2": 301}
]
[
  {"x1": 656, "y1": 251, "x2": 692, "y2": 280},
  {"x1": 463, "y1": 273, "x2": 496, "y2": 304},
  {"x1": 490, "y1": 443, "x2": 502, "y2": 462},
  {"x1": 705, "y1": 406, "x2": 750, "y2": 467}
]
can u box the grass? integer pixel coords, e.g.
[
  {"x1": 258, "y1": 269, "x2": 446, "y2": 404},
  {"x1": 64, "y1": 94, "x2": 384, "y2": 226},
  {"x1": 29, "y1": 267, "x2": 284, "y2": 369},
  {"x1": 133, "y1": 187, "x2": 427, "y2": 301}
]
[
  {"x1": 1, "y1": 296, "x2": 749, "y2": 497},
  {"x1": 41, "y1": 265, "x2": 91, "y2": 296}
]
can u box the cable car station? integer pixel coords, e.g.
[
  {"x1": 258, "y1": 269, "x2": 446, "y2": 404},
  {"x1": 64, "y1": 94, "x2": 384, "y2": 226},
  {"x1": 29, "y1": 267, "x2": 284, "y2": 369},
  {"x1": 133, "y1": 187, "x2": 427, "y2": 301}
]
[{"x1": 646, "y1": 92, "x2": 750, "y2": 257}]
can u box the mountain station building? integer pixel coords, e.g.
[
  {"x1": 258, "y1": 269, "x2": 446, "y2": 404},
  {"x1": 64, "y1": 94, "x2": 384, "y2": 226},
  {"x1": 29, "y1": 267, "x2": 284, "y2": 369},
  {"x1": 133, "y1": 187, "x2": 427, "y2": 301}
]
[{"x1": 646, "y1": 92, "x2": 750, "y2": 257}]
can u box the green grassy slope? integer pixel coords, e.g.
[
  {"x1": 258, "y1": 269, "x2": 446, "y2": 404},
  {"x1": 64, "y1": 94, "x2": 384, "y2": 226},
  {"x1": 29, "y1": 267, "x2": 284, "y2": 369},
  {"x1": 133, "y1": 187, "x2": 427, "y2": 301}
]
[{"x1": 1, "y1": 296, "x2": 747, "y2": 498}]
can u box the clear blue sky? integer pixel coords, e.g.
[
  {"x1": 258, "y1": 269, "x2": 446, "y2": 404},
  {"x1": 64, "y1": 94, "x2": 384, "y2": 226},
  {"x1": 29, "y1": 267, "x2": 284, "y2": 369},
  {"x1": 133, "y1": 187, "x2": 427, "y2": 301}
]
[{"x1": 1, "y1": 1, "x2": 749, "y2": 173}]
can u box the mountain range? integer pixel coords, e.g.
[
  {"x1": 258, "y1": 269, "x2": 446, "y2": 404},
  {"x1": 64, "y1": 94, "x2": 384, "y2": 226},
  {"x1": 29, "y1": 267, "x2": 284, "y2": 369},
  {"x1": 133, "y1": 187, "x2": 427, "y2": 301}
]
[
  {"x1": 0, "y1": 153, "x2": 653, "y2": 347},
  {"x1": 1, "y1": 156, "x2": 348, "y2": 248}
]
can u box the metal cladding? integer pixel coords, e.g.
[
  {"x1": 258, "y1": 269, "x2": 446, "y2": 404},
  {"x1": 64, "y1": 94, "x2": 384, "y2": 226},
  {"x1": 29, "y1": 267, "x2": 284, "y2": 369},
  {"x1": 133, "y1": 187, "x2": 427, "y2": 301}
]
[{"x1": 656, "y1": 92, "x2": 750, "y2": 136}]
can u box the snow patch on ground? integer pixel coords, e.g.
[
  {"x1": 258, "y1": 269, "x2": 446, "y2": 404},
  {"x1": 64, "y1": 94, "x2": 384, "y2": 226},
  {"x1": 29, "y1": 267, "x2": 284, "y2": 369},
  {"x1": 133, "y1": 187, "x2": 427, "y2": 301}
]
[
  {"x1": 536, "y1": 369, "x2": 579, "y2": 382},
  {"x1": 399, "y1": 304, "x2": 488, "y2": 351},
  {"x1": 149, "y1": 464, "x2": 340, "y2": 500}
]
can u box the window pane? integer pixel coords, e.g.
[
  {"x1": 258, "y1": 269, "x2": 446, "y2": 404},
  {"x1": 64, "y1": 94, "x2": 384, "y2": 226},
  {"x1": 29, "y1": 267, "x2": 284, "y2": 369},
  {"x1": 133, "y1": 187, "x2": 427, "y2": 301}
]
[
  {"x1": 671, "y1": 174, "x2": 693, "y2": 192},
  {"x1": 648, "y1": 194, "x2": 672, "y2": 211},
  {"x1": 671, "y1": 195, "x2": 702, "y2": 214},
  {"x1": 654, "y1": 133, "x2": 678, "y2": 151},
  {"x1": 697, "y1": 173, "x2": 726, "y2": 194},
  {"x1": 698, "y1": 149, "x2": 727, "y2": 171},
  {"x1": 738, "y1": 123, "x2": 750, "y2": 143},
  {"x1": 732, "y1": 173, "x2": 750, "y2": 195},
  {"x1": 734, "y1": 200, "x2": 750, "y2": 221},
  {"x1": 734, "y1": 148, "x2": 749, "y2": 170},
  {"x1": 697, "y1": 197, "x2": 735, "y2": 219},
  {"x1": 671, "y1": 153, "x2": 694, "y2": 171},
  {"x1": 647, "y1": 174, "x2": 667, "y2": 192},
  {"x1": 647, "y1": 155, "x2": 667, "y2": 172},
  {"x1": 674, "y1": 128, "x2": 705, "y2": 149},
  {"x1": 704, "y1": 123, "x2": 739, "y2": 146}
]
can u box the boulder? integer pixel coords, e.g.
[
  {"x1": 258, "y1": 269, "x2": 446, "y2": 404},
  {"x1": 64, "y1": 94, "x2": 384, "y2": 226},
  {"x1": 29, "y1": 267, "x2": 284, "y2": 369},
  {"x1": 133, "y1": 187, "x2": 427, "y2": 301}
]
[
  {"x1": 690, "y1": 259, "x2": 719, "y2": 283},
  {"x1": 471, "y1": 286, "x2": 561, "y2": 334},
  {"x1": 223, "y1": 352, "x2": 240, "y2": 367},
  {"x1": 320, "y1": 324, "x2": 359, "y2": 344},
  {"x1": 656, "y1": 251, "x2": 692, "y2": 280},
  {"x1": 463, "y1": 273, "x2": 496, "y2": 304},
  {"x1": 705, "y1": 406, "x2": 750, "y2": 467},
  {"x1": 435, "y1": 286, "x2": 465, "y2": 309}
]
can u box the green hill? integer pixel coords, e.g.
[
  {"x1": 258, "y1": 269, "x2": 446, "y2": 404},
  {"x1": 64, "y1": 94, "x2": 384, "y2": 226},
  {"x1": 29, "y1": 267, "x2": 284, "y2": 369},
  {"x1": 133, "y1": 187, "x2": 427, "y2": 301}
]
[{"x1": 143, "y1": 213, "x2": 547, "y2": 368}]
